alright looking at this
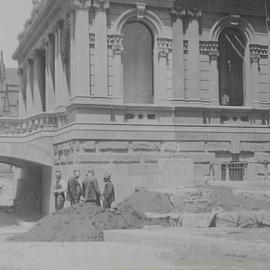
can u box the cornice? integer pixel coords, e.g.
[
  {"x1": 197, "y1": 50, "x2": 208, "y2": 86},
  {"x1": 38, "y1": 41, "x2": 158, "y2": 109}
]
[{"x1": 13, "y1": 0, "x2": 65, "y2": 62}]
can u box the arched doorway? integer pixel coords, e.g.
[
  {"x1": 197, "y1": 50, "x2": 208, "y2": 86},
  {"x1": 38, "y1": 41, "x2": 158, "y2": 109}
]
[
  {"x1": 218, "y1": 28, "x2": 246, "y2": 106},
  {"x1": 122, "y1": 21, "x2": 154, "y2": 104}
]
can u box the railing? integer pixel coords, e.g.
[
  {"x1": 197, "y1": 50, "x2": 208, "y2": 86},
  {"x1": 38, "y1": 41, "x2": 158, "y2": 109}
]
[
  {"x1": 220, "y1": 162, "x2": 247, "y2": 181},
  {"x1": 208, "y1": 160, "x2": 270, "y2": 182},
  {"x1": 0, "y1": 112, "x2": 67, "y2": 135}
]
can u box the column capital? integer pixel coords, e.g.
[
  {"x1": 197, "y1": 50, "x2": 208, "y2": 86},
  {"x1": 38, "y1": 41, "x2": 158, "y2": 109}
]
[
  {"x1": 93, "y1": 0, "x2": 110, "y2": 11},
  {"x1": 157, "y1": 38, "x2": 172, "y2": 59},
  {"x1": 249, "y1": 44, "x2": 268, "y2": 63},
  {"x1": 170, "y1": 7, "x2": 186, "y2": 21},
  {"x1": 72, "y1": 0, "x2": 92, "y2": 10},
  {"x1": 171, "y1": 8, "x2": 202, "y2": 22},
  {"x1": 108, "y1": 35, "x2": 124, "y2": 55},
  {"x1": 200, "y1": 41, "x2": 220, "y2": 62}
]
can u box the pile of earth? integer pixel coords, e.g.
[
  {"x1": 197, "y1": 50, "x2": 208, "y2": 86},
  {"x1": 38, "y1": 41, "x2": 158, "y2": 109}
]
[
  {"x1": 118, "y1": 190, "x2": 174, "y2": 214},
  {"x1": 170, "y1": 185, "x2": 270, "y2": 213},
  {"x1": 12, "y1": 203, "x2": 149, "y2": 242}
]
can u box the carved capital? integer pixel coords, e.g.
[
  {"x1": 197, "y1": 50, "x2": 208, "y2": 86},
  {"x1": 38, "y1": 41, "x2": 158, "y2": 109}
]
[
  {"x1": 200, "y1": 41, "x2": 220, "y2": 62},
  {"x1": 89, "y1": 33, "x2": 95, "y2": 48},
  {"x1": 93, "y1": 0, "x2": 110, "y2": 11},
  {"x1": 174, "y1": 8, "x2": 202, "y2": 23},
  {"x1": 249, "y1": 44, "x2": 268, "y2": 63},
  {"x1": 108, "y1": 35, "x2": 124, "y2": 55},
  {"x1": 136, "y1": 3, "x2": 146, "y2": 19},
  {"x1": 170, "y1": 7, "x2": 187, "y2": 21},
  {"x1": 157, "y1": 38, "x2": 172, "y2": 59},
  {"x1": 72, "y1": 0, "x2": 92, "y2": 9},
  {"x1": 184, "y1": 40, "x2": 189, "y2": 54}
]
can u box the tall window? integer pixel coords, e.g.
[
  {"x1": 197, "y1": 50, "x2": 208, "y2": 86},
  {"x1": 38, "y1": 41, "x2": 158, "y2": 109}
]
[
  {"x1": 218, "y1": 28, "x2": 246, "y2": 106},
  {"x1": 122, "y1": 21, "x2": 154, "y2": 104}
]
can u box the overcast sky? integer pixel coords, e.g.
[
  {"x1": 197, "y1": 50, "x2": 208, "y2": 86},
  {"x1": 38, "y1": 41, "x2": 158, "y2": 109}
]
[{"x1": 0, "y1": 0, "x2": 33, "y2": 68}]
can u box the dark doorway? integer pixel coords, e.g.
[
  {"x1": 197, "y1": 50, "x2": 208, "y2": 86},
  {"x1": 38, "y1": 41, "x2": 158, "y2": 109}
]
[
  {"x1": 122, "y1": 21, "x2": 154, "y2": 104},
  {"x1": 218, "y1": 28, "x2": 246, "y2": 106}
]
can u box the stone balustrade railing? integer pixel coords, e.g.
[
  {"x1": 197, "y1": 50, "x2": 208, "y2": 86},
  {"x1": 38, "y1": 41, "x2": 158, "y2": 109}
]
[{"x1": 0, "y1": 112, "x2": 67, "y2": 135}]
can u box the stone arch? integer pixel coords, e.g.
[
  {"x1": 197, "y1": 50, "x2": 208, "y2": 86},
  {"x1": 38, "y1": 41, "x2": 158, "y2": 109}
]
[
  {"x1": 0, "y1": 142, "x2": 53, "y2": 167},
  {"x1": 209, "y1": 15, "x2": 256, "y2": 43},
  {"x1": 114, "y1": 8, "x2": 164, "y2": 37}
]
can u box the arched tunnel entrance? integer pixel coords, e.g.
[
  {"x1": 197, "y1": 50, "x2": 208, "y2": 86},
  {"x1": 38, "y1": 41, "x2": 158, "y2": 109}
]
[
  {"x1": 0, "y1": 159, "x2": 53, "y2": 216},
  {"x1": 0, "y1": 143, "x2": 54, "y2": 216}
]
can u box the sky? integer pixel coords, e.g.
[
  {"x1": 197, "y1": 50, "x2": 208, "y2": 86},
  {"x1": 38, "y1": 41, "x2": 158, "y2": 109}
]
[{"x1": 0, "y1": 0, "x2": 33, "y2": 68}]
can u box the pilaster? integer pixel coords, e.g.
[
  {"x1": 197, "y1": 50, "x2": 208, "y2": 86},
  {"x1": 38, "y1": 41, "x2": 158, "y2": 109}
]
[
  {"x1": 35, "y1": 50, "x2": 46, "y2": 112},
  {"x1": 249, "y1": 44, "x2": 267, "y2": 105},
  {"x1": 267, "y1": 19, "x2": 270, "y2": 103},
  {"x1": 54, "y1": 25, "x2": 61, "y2": 108},
  {"x1": 93, "y1": 0, "x2": 110, "y2": 98},
  {"x1": 170, "y1": 8, "x2": 185, "y2": 100},
  {"x1": 184, "y1": 9, "x2": 202, "y2": 101},
  {"x1": 107, "y1": 34, "x2": 124, "y2": 100},
  {"x1": 157, "y1": 38, "x2": 172, "y2": 101},
  {"x1": 17, "y1": 68, "x2": 26, "y2": 117},
  {"x1": 70, "y1": 0, "x2": 92, "y2": 99},
  {"x1": 44, "y1": 37, "x2": 55, "y2": 111},
  {"x1": 200, "y1": 41, "x2": 220, "y2": 105}
]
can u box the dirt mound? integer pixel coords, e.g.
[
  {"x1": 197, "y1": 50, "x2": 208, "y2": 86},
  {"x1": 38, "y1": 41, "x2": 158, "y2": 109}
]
[
  {"x1": 171, "y1": 185, "x2": 270, "y2": 213},
  {"x1": 12, "y1": 203, "x2": 149, "y2": 242},
  {"x1": 118, "y1": 191, "x2": 173, "y2": 214}
]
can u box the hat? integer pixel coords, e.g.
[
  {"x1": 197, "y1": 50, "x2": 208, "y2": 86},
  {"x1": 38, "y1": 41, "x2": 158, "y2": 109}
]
[{"x1": 104, "y1": 173, "x2": 111, "y2": 179}]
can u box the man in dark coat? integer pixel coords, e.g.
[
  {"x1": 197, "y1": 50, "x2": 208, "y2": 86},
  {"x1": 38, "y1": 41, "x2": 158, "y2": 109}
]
[
  {"x1": 66, "y1": 169, "x2": 81, "y2": 206},
  {"x1": 102, "y1": 173, "x2": 115, "y2": 209},
  {"x1": 82, "y1": 168, "x2": 102, "y2": 206}
]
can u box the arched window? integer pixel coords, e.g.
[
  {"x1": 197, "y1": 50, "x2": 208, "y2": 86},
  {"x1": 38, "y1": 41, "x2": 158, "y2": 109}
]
[
  {"x1": 122, "y1": 21, "x2": 154, "y2": 104},
  {"x1": 218, "y1": 28, "x2": 246, "y2": 106}
]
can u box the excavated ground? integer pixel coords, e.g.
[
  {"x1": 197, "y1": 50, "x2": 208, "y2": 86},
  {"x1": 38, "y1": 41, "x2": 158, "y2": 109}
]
[{"x1": 10, "y1": 184, "x2": 270, "y2": 242}]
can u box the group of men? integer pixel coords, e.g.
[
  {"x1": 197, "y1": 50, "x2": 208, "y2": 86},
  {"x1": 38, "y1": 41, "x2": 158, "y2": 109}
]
[{"x1": 53, "y1": 168, "x2": 115, "y2": 211}]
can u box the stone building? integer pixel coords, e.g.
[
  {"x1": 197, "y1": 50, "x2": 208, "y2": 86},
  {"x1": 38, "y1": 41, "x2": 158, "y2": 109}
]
[
  {"x1": 9, "y1": 0, "x2": 270, "y2": 213},
  {"x1": 0, "y1": 51, "x2": 18, "y2": 117}
]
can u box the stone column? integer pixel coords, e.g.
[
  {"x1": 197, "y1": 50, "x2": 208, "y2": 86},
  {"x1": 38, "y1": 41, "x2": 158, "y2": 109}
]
[
  {"x1": 170, "y1": 8, "x2": 185, "y2": 100},
  {"x1": 209, "y1": 42, "x2": 220, "y2": 105},
  {"x1": 44, "y1": 37, "x2": 55, "y2": 111},
  {"x1": 267, "y1": 20, "x2": 270, "y2": 102},
  {"x1": 185, "y1": 9, "x2": 202, "y2": 101},
  {"x1": 60, "y1": 18, "x2": 71, "y2": 106},
  {"x1": 249, "y1": 45, "x2": 260, "y2": 105},
  {"x1": 26, "y1": 60, "x2": 34, "y2": 115},
  {"x1": 93, "y1": 0, "x2": 110, "y2": 98},
  {"x1": 54, "y1": 26, "x2": 61, "y2": 108},
  {"x1": 17, "y1": 68, "x2": 26, "y2": 117},
  {"x1": 70, "y1": 0, "x2": 91, "y2": 99},
  {"x1": 33, "y1": 52, "x2": 43, "y2": 113}
]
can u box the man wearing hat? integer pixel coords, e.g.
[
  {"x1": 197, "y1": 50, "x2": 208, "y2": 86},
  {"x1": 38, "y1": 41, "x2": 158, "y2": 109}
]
[
  {"x1": 102, "y1": 173, "x2": 115, "y2": 209},
  {"x1": 82, "y1": 168, "x2": 102, "y2": 206}
]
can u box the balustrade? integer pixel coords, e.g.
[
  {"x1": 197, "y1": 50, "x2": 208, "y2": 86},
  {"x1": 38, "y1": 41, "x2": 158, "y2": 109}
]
[{"x1": 0, "y1": 112, "x2": 67, "y2": 135}]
